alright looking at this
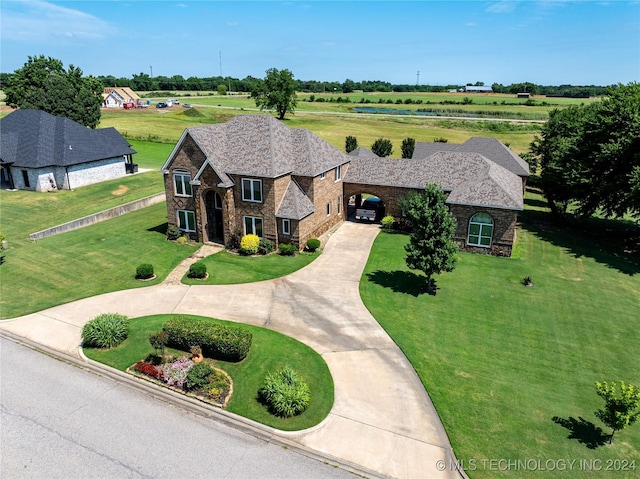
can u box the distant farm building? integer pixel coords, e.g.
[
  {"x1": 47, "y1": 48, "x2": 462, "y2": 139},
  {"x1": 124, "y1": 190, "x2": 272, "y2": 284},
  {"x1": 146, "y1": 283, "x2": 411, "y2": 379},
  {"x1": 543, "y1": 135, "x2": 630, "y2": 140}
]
[
  {"x1": 517, "y1": 92, "x2": 531, "y2": 98},
  {"x1": 461, "y1": 85, "x2": 494, "y2": 93}
]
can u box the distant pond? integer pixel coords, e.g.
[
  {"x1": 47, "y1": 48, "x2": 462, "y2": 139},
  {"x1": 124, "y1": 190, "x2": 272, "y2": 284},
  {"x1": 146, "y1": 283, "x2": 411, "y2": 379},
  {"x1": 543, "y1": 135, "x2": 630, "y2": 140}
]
[{"x1": 352, "y1": 107, "x2": 479, "y2": 117}]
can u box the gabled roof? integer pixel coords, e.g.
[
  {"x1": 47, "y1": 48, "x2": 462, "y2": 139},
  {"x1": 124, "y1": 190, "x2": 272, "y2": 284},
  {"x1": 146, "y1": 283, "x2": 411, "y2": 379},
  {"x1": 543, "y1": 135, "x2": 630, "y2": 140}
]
[
  {"x1": 348, "y1": 147, "x2": 380, "y2": 158},
  {"x1": 413, "y1": 137, "x2": 530, "y2": 178},
  {"x1": 276, "y1": 179, "x2": 315, "y2": 220},
  {"x1": 344, "y1": 151, "x2": 523, "y2": 210},
  {"x1": 163, "y1": 115, "x2": 350, "y2": 179},
  {"x1": 0, "y1": 109, "x2": 135, "y2": 168},
  {"x1": 102, "y1": 87, "x2": 140, "y2": 102}
]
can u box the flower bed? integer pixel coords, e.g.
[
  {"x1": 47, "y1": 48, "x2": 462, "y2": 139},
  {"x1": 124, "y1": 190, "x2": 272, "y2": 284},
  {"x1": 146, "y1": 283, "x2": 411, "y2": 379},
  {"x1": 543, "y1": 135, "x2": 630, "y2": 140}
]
[{"x1": 128, "y1": 355, "x2": 233, "y2": 408}]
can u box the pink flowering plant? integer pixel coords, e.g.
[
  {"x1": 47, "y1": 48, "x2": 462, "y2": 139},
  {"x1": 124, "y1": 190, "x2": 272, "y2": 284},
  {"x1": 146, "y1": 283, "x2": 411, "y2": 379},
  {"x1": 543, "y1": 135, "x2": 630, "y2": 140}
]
[{"x1": 161, "y1": 356, "x2": 194, "y2": 388}]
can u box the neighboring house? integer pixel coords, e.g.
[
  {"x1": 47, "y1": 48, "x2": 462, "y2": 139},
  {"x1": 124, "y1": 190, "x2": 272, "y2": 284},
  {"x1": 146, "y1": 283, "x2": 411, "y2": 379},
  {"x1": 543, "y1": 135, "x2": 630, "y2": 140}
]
[
  {"x1": 161, "y1": 115, "x2": 349, "y2": 249},
  {"x1": 102, "y1": 87, "x2": 141, "y2": 108},
  {"x1": 162, "y1": 114, "x2": 526, "y2": 256},
  {"x1": 0, "y1": 109, "x2": 136, "y2": 191}
]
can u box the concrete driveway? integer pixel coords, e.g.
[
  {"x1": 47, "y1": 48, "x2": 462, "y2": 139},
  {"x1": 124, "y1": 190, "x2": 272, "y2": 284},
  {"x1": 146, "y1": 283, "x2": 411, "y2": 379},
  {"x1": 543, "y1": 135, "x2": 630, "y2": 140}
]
[{"x1": 0, "y1": 221, "x2": 463, "y2": 479}]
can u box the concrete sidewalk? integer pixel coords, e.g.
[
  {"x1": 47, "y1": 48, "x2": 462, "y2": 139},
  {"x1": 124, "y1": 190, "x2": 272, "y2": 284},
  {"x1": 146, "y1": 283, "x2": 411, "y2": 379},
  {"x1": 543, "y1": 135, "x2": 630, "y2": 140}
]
[{"x1": 0, "y1": 222, "x2": 463, "y2": 479}]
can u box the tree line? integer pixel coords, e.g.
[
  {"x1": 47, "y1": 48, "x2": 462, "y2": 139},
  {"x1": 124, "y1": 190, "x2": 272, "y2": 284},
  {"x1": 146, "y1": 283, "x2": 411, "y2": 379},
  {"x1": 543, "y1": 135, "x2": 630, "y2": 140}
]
[{"x1": 0, "y1": 71, "x2": 612, "y2": 98}]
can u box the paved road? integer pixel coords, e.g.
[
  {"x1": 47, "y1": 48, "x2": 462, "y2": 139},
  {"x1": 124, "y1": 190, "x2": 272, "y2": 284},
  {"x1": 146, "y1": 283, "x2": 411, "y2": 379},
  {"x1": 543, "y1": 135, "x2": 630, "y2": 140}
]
[{"x1": 0, "y1": 336, "x2": 357, "y2": 479}]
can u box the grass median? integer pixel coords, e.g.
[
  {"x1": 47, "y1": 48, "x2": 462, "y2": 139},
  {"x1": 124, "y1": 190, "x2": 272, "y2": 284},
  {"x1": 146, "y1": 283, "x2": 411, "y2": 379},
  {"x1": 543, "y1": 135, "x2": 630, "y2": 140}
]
[{"x1": 83, "y1": 314, "x2": 334, "y2": 431}]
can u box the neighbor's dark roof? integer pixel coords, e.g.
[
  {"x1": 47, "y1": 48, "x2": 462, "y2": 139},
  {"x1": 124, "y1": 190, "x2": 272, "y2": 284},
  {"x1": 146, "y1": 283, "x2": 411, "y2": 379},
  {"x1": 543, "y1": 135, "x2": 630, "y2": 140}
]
[
  {"x1": 169, "y1": 115, "x2": 350, "y2": 183},
  {"x1": 413, "y1": 137, "x2": 530, "y2": 178},
  {"x1": 345, "y1": 151, "x2": 524, "y2": 210},
  {"x1": 0, "y1": 109, "x2": 135, "y2": 168}
]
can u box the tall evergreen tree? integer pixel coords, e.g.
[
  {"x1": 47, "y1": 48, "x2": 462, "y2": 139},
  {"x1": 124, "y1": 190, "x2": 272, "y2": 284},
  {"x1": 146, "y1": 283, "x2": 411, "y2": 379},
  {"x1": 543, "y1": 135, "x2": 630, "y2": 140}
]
[
  {"x1": 401, "y1": 137, "x2": 416, "y2": 158},
  {"x1": 345, "y1": 135, "x2": 358, "y2": 153}
]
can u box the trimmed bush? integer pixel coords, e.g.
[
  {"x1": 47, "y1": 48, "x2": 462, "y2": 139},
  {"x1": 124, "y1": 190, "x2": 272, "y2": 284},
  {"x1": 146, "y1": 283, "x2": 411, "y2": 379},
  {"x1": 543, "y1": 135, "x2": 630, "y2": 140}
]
[
  {"x1": 306, "y1": 238, "x2": 321, "y2": 252},
  {"x1": 184, "y1": 361, "x2": 214, "y2": 392},
  {"x1": 279, "y1": 243, "x2": 297, "y2": 256},
  {"x1": 133, "y1": 361, "x2": 164, "y2": 380},
  {"x1": 258, "y1": 239, "x2": 275, "y2": 255},
  {"x1": 239, "y1": 234, "x2": 260, "y2": 255},
  {"x1": 136, "y1": 263, "x2": 154, "y2": 279},
  {"x1": 149, "y1": 331, "x2": 168, "y2": 356},
  {"x1": 188, "y1": 261, "x2": 207, "y2": 279},
  {"x1": 258, "y1": 366, "x2": 311, "y2": 418},
  {"x1": 381, "y1": 215, "x2": 395, "y2": 230},
  {"x1": 162, "y1": 315, "x2": 252, "y2": 362},
  {"x1": 82, "y1": 313, "x2": 129, "y2": 349},
  {"x1": 166, "y1": 225, "x2": 181, "y2": 241}
]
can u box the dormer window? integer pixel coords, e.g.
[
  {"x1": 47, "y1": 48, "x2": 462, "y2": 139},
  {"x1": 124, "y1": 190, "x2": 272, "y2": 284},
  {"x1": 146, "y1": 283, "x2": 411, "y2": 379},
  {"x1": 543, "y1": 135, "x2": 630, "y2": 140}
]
[{"x1": 173, "y1": 170, "x2": 192, "y2": 197}]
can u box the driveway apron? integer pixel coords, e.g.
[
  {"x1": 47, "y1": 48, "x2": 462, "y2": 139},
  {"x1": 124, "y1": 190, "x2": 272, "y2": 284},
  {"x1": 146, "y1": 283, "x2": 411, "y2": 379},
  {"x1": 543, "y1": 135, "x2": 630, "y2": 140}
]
[{"x1": 0, "y1": 221, "x2": 461, "y2": 479}]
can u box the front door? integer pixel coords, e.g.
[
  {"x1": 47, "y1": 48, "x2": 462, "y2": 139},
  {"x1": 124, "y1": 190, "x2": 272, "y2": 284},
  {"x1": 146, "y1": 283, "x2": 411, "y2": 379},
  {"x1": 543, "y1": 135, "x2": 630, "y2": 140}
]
[{"x1": 205, "y1": 190, "x2": 224, "y2": 243}]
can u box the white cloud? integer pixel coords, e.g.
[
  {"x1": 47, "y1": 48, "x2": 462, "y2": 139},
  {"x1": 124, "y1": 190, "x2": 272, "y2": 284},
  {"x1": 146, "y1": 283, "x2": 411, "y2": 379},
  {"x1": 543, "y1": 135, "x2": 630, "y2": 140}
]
[
  {"x1": 465, "y1": 22, "x2": 478, "y2": 27},
  {"x1": 486, "y1": 1, "x2": 517, "y2": 14},
  {"x1": 226, "y1": 22, "x2": 239, "y2": 27},
  {"x1": 1, "y1": 0, "x2": 114, "y2": 43}
]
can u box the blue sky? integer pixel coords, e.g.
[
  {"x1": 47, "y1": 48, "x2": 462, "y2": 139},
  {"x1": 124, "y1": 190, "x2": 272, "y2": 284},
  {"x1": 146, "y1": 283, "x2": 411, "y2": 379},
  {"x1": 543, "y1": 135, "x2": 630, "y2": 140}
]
[{"x1": 1, "y1": 1, "x2": 638, "y2": 85}]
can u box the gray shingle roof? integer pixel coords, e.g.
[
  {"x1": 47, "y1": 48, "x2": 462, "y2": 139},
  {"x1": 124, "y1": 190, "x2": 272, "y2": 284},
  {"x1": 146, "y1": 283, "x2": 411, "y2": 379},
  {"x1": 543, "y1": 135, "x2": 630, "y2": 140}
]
[
  {"x1": 0, "y1": 109, "x2": 135, "y2": 168},
  {"x1": 412, "y1": 137, "x2": 530, "y2": 177},
  {"x1": 182, "y1": 115, "x2": 349, "y2": 180},
  {"x1": 276, "y1": 179, "x2": 315, "y2": 220},
  {"x1": 348, "y1": 147, "x2": 380, "y2": 158},
  {"x1": 344, "y1": 152, "x2": 523, "y2": 210}
]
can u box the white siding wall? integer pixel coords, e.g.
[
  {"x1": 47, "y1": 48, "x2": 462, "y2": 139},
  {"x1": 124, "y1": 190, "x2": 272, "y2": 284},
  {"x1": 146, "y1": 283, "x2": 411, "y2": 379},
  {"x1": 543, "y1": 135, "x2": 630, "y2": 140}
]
[{"x1": 66, "y1": 157, "x2": 127, "y2": 189}]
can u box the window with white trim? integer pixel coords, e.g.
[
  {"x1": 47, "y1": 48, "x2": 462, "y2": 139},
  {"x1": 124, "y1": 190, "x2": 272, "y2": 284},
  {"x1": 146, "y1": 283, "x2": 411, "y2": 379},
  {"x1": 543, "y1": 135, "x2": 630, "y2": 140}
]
[
  {"x1": 335, "y1": 164, "x2": 342, "y2": 182},
  {"x1": 282, "y1": 219, "x2": 291, "y2": 235},
  {"x1": 177, "y1": 210, "x2": 196, "y2": 232},
  {"x1": 467, "y1": 213, "x2": 494, "y2": 247},
  {"x1": 320, "y1": 171, "x2": 326, "y2": 180},
  {"x1": 326, "y1": 202, "x2": 331, "y2": 216},
  {"x1": 244, "y1": 216, "x2": 263, "y2": 237},
  {"x1": 242, "y1": 178, "x2": 262, "y2": 202},
  {"x1": 173, "y1": 171, "x2": 192, "y2": 197}
]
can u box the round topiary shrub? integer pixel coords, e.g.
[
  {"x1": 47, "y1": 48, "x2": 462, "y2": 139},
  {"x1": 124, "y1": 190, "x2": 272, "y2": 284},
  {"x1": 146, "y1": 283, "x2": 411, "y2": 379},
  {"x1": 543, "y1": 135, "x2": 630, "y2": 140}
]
[
  {"x1": 184, "y1": 361, "x2": 214, "y2": 392},
  {"x1": 279, "y1": 243, "x2": 297, "y2": 256},
  {"x1": 239, "y1": 234, "x2": 260, "y2": 255},
  {"x1": 136, "y1": 263, "x2": 154, "y2": 280},
  {"x1": 381, "y1": 215, "x2": 395, "y2": 230},
  {"x1": 306, "y1": 238, "x2": 321, "y2": 252},
  {"x1": 82, "y1": 313, "x2": 129, "y2": 349},
  {"x1": 188, "y1": 261, "x2": 207, "y2": 279},
  {"x1": 258, "y1": 366, "x2": 311, "y2": 418}
]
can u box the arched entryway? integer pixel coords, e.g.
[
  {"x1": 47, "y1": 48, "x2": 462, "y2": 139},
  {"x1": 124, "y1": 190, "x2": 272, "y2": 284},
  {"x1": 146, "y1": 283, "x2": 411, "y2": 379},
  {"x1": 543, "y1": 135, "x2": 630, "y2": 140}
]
[{"x1": 204, "y1": 190, "x2": 224, "y2": 243}]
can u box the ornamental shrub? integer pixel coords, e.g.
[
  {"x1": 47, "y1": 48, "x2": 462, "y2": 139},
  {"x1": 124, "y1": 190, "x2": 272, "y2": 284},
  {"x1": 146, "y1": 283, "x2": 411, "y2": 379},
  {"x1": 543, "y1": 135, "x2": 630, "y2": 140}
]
[
  {"x1": 134, "y1": 361, "x2": 164, "y2": 380},
  {"x1": 239, "y1": 234, "x2": 260, "y2": 255},
  {"x1": 184, "y1": 361, "x2": 214, "y2": 392},
  {"x1": 258, "y1": 238, "x2": 274, "y2": 255},
  {"x1": 82, "y1": 313, "x2": 129, "y2": 349},
  {"x1": 136, "y1": 263, "x2": 154, "y2": 279},
  {"x1": 166, "y1": 225, "x2": 181, "y2": 241},
  {"x1": 258, "y1": 366, "x2": 311, "y2": 418},
  {"x1": 206, "y1": 370, "x2": 231, "y2": 402},
  {"x1": 306, "y1": 238, "x2": 321, "y2": 252},
  {"x1": 188, "y1": 261, "x2": 207, "y2": 279},
  {"x1": 381, "y1": 215, "x2": 395, "y2": 230},
  {"x1": 162, "y1": 315, "x2": 252, "y2": 362},
  {"x1": 279, "y1": 243, "x2": 297, "y2": 256},
  {"x1": 149, "y1": 331, "x2": 168, "y2": 356}
]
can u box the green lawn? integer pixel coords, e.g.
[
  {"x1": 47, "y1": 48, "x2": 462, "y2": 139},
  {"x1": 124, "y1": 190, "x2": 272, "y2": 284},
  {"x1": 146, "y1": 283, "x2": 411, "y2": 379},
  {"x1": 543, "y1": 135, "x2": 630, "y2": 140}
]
[
  {"x1": 83, "y1": 314, "x2": 334, "y2": 431},
  {"x1": 360, "y1": 211, "x2": 639, "y2": 478},
  {"x1": 182, "y1": 250, "x2": 319, "y2": 285}
]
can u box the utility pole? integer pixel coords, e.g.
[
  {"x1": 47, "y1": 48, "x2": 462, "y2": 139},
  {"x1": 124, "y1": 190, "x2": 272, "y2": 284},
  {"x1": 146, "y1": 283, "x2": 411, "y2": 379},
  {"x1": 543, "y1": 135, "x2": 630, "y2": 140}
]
[
  {"x1": 416, "y1": 70, "x2": 420, "y2": 86},
  {"x1": 150, "y1": 66, "x2": 153, "y2": 78}
]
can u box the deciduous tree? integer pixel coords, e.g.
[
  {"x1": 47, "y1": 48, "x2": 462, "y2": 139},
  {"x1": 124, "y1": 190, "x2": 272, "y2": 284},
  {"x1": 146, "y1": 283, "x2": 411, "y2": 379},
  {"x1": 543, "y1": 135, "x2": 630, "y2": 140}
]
[
  {"x1": 5, "y1": 55, "x2": 103, "y2": 128},
  {"x1": 594, "y1": 381, "x2": 640, "y2": 444},
  {"x1": 399, "y1": 183, "x2": 458, "y2": 292},
  {"x1": 345, "y1": 136, "x2": 358, "y2": 153},
  {"x1": 251, "y1": 68, "x2": 297, "y2": 120}
]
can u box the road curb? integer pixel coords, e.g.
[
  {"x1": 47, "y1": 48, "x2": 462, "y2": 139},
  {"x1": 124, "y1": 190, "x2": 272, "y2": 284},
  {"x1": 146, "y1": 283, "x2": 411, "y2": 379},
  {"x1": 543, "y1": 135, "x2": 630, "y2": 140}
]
[{"x1": 1, "y1": 329, "x2": 389, "y2": 479}]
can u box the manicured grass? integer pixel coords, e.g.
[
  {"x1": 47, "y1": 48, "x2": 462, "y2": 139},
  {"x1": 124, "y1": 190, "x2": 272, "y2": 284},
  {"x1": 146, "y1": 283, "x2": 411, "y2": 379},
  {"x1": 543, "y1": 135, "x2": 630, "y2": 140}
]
[
  {"x1": 127, "y1": 140, "x2": 175, "y2": 170},
  {"x1": 360, "y1": 211, "x2": 640, "y2": 478},
  {"x1": 83, "y1": 314, "x2": 334, "y2": 431},
  {"x1": 0, "y1": 202, "x2": 198, "y2": 319},
  {"x1": 182, "y1": 250, "x2": 320, "y2": 285}
]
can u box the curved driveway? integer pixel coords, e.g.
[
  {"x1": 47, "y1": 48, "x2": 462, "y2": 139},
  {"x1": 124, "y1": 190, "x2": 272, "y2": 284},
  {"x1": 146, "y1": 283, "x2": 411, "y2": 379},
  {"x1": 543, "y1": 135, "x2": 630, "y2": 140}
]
[{"x1": 0, "y1": 221, "x2": 462, "y2": 479}]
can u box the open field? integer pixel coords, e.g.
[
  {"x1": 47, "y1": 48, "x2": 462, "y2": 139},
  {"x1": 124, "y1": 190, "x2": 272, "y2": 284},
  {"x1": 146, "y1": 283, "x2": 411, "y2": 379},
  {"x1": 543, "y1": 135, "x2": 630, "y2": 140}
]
[{"x1": 360, "y1": 193, "x2": 640, "y2": 479}]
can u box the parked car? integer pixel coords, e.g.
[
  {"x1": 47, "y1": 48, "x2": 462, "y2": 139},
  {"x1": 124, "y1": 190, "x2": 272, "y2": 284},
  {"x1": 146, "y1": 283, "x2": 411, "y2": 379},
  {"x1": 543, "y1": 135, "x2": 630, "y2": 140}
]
[
  {"x1": 355, "y1": 197, "x2": 385, "y2": 222},
  {"x1": 155, "y1": 102, "x2": 168, "y2": 108},
  {"x1": 182, "y1": 103, "x2": 193, "y2": 108}
]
